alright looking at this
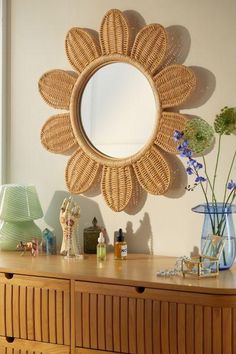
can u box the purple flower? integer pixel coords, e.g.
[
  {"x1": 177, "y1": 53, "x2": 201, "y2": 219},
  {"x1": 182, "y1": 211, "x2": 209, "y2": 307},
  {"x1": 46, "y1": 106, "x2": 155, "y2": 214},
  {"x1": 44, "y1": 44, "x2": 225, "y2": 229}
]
[
  {"x1": 180, "y1": 148, "x2": 192, "y2": 158},
  {"x1": 177, "y1": 140, "x2": 189, "y2": 151},
  {"x1": 195, "y1": 176, "x2": 207, "y2": 183},
  {"x1": 187, "y1": 159, "x2": 203, "y2": 170},
  {"x1": 186, "y1": 167, "x2": 193, "y2": 175},
  {"x1": 173, "y1": 130, "x2": 184, "y2": 141},
  {"x1": 227, "y1": 180, "x2": 236, "y2": 190}
]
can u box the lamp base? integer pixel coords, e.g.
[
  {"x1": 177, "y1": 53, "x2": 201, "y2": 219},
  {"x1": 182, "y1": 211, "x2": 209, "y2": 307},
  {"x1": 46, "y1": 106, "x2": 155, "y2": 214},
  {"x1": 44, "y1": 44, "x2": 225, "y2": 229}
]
[{"x1": 0, "y1": 220, "x2": 42, "y2": 251}]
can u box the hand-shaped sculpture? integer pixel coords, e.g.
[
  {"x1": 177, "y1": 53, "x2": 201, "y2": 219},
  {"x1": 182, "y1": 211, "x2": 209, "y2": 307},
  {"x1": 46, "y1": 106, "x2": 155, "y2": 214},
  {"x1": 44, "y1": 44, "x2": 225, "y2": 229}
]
[{"x1": 60, "y1": 196, "x2": 80, "y2": 257}]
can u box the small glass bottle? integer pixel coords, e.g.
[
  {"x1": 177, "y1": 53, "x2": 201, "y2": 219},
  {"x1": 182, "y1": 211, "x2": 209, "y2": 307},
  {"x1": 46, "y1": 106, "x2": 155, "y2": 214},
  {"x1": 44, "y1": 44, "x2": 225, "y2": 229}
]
[
  {"x1": 97, "y1": 231, "x2": 106, "y2": 261},
  {"x1": 42, "y1": 228, "x2": 56, "y2": 255},
  {"x1": 114, "y1": 228, "x2": 127, "y2": 260}
]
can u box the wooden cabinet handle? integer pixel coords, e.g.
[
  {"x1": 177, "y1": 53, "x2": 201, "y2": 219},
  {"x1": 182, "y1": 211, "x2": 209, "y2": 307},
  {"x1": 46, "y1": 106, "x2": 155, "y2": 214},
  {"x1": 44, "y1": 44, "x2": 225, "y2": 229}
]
[
  {"x1": 135, "y1": 286, "x2": 145, "y2": 293},
  {"x1": 6, "y1": 336, "x2": 15, "y2": 343},
  {"x1": 4, "y1": 273, "x2": 14, "y2": 279}
]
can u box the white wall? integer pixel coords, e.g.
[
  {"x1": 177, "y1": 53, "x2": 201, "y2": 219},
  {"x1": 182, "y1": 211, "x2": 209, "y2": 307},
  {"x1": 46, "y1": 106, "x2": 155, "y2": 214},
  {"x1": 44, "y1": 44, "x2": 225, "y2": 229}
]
[{"x1": 7, "y1": 0, "x2": 236, "y2": 256}]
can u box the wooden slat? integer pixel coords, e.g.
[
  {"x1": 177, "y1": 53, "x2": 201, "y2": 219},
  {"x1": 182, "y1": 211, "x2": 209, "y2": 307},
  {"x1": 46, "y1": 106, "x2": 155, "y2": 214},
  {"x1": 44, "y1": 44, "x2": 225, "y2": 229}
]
[
  {"x1": 128, "y1": 297, "x2": 136, "y2": 354},
  {"x1": 169, "y1": 302, "x2": 177, "y2": 354},
  {"x1": 120, "y1": 297, "x2": 128, "y2": 353},
  {"x1": 56, "y1": 290, "x2": 64, "y2": 344},
  {"x1": 145, "y1": 299, "x2": 153, "y2": 354},
  {"x1": 90, "y1": 293, "x2": 98, "y2": 349},
  {"x1": 233, "y1": 308, "x2": 236, "y2": 354},
  {"x1": 49, "y1": 289, "x2": 56, "y2": 343},
  {"x1": 13, "y1": 285, "x2": 20, "y2": 338},
  {"x1": 113, "y1": 296, "x2": 121, "y2": 353},
  {"x1": 6, "y1": 284, "x2": 13, "y2": 336},
  {"x1": 213, "y1": 307, "x2": 222, "y2": 354},
  {"x1": 42, "y1": 288, "x2": 49, "y2": 343},
  {"x1": 82, "y1": 292, "x2": 90, "y2": 348},
  {"x1": 195, "y1": 305, "x2": 203, "y2": 354},
  {"x1": 161, "y1": 301, "x2": 169, "y2": 354},
  {"x1": 204, "y1": 306, "x2": 212, "y2": 354},
  {"x1": 137, "y1": 298, "x2": 145, "y2": 354},
  {"x1": 177, "y1": 303, "x2": 186, "y2": 354},
  {"x1": 97, "y1": 294, "x2": 105, "y2": 350},
  {"x1": 153, "y1": 300, "x2": 161, "y2": 354},
  {"x1": 20, "y1": 285, "x2": 27, "y2": 339},
  {"x1": 222, "y1": 308, "x2": 232, "y2": 354},
  {"x1": 27, "y1": 286, "x2": 35, "y2": 340},
  {"x1": 0, "y1": 283, "x2": 5, "y2": 335},
  {"x1": 186, "y1": 304, "x2": 194, "y2": 354},
  {"x1": 34, "y1": 287, "x2": 42, "y2": 342},
  {"x1": 64, "y1": 290, "x2": 70, "y2": 346},
  {"x1": 70, "y1": 280, "x2": 75, "y2": 354},
  {"x1": 75, "y1": 291, "x2": 82, "y2": 347},
  {"x1": 105, "y1": 295, "x2": 113, "y2": 352}
]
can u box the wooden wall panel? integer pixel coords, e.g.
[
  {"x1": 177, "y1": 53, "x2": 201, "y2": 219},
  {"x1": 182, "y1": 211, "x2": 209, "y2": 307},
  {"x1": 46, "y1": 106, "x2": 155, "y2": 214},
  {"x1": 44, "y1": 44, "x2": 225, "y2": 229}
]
[
  {"x1": 0, "y1": 274, "x2": 70, "y2": 345},
  {"x1": 75, "y1": 281, "x2": 236, "y2": 354}
]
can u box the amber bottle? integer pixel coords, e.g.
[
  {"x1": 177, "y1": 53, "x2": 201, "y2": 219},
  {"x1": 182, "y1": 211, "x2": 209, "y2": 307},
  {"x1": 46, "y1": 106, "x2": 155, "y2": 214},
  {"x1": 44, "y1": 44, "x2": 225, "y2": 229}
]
[{"x1": 114, "y1": 228, "x2": 127, "y2": 260}]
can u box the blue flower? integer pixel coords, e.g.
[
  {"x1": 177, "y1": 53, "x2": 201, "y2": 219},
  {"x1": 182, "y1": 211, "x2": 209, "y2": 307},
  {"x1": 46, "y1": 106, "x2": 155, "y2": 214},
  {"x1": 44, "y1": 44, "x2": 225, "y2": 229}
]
[
  {"x1": 187, "y1": 159, "x2": 203, "y2": 170},
  {"x1": 227, "y1": 180, "x2": 236, "y2": 190},
  {"x1": 180, "y1": 148, "x2": 192, "y2": 158},
  {"x1": 177, "y1": 140, "x2": 189, "y2": 152},
  {"x1": 195, "y1": 176, "x2": 206, "y2": 183},
  {"x1": 186, "y1": 167, "x2": 193, "y2": 175},
  {"x1": 173, "y1": 130, "x2": 184, "y2": 141}
]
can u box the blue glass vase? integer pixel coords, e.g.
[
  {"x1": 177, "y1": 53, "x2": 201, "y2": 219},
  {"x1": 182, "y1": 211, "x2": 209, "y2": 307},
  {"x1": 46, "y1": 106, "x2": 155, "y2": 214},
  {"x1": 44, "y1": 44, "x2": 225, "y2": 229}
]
[{"x1": 192, "y1": 203, "x2": 236, "y2": 270}]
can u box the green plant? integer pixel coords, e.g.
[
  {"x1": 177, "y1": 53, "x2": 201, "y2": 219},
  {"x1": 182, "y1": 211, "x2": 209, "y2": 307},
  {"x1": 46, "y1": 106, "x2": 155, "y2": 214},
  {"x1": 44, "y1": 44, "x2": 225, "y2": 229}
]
[{"x1": 174, "y1": 106, "x2": 236, "y2": 237}]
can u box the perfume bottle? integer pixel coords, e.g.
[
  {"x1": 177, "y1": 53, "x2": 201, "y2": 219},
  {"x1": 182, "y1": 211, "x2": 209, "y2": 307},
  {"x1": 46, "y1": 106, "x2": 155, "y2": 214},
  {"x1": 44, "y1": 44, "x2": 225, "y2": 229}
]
[
  {"x1": 42, "y1": 228, "x2": 56, "y2": 255},
  {"x1": 97, "y1": 231, "x2": 106, "y2": 261},
  {"x1": 114, "y1": 228, "x2": 127, "y2": 260}
]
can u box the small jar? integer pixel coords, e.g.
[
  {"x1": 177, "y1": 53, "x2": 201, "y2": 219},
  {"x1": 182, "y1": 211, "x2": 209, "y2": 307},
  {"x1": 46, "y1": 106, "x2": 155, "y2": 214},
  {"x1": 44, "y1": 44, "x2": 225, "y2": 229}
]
[{"x1": 83, "y1": 217, "x2": 100, "y2": 254}]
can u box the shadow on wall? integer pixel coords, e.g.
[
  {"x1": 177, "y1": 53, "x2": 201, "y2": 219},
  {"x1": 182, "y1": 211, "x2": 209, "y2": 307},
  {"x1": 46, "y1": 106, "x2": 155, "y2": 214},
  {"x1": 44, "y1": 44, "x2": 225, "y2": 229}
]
[
  {"x1": 124, "y1": 213, "x2": 153, "y2": 254},
  {"x1": 43, "y1": 190, "x2": 105, "y2": 253}
]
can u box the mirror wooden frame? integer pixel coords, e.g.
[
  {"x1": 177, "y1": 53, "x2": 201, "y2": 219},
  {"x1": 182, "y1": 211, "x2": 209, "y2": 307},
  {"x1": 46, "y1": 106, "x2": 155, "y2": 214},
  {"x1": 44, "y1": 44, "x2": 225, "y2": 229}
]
[{"x1": 39, "y1": 9, "x2": 196, "y2": 211}]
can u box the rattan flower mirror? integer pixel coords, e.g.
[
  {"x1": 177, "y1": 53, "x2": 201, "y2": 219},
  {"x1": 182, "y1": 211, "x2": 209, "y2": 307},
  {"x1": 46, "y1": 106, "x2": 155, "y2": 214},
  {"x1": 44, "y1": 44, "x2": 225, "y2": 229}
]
[{"x1": 39, "y1": 9, "x2": 196, "y2": 212}]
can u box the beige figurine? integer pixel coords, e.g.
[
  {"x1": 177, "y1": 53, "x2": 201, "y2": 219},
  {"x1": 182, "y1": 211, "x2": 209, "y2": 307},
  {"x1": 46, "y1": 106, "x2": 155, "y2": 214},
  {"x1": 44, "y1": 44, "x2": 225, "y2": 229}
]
[{"x1": 60, "y1": 196, "x2": 80, "y2": 257}]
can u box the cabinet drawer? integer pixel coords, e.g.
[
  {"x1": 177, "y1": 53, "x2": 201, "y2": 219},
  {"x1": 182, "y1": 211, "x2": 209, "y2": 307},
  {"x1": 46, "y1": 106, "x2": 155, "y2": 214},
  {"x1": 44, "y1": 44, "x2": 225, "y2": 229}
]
[
  {"x1": 0, "y1": 273, "x2": 70, "y2": 345},
  {"x1": 0, "y1": 336, "x2": 70, "y2": 354},
  {"x1": 75, "y1": 281, "x2": 236, "y2": 354}
]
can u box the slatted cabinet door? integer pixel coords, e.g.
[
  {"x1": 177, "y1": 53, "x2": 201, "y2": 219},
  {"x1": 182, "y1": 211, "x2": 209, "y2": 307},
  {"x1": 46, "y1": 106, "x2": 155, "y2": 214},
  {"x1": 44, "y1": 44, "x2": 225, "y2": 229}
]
[
  {"x1": 0, "y1": 272, "x2": 70, "y2": 346},
  {"x1": 74, "y1": 281, "x2": 236, "y2": 354}
]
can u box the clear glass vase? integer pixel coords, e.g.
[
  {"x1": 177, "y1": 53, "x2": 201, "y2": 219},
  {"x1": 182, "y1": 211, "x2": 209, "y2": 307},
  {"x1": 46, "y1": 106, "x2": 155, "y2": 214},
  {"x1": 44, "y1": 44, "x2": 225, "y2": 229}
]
[{"x1": 192, "y1": 203, "x2": 236, "y2": 270}]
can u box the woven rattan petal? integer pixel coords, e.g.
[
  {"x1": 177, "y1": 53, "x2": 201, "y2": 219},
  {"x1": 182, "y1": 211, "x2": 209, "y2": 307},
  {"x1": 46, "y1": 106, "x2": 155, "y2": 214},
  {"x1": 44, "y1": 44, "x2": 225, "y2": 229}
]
[
  {"x1": 101, "y1": 166, "x2": 133, "y2": 212},
  {"x1": 133, "y1": 146, "x2": 171, "y2": 194},
  {"x1": 38, "y1": 70, "x2": 77, "y2": 110},
  {"x1": 65, "y1": 148, "x2": 100, "y2": 194},
  {"x1": 155, "y1": 112, "x2": 188, "y2": 153},
  {"x1": 131, "y1": 24, "x2": 167, "y2": 75},
  {"x1": 154, "y1": 64, "x2": 196, "y2": 108},
  {"x1": 41, "y1": 113, "x2": 77, "y2": 153},
  {"x1": 100, "y1": 9, "x2": 131, "y2": 56},
  {"x1": 65, "y1": 28, "x2": 101, "y2": 73}
]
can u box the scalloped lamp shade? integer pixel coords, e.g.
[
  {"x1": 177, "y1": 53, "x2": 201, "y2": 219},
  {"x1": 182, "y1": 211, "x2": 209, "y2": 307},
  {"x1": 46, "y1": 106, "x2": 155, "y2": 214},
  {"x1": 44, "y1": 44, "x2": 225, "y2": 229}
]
[{"x1": 0, "y1": 184, "x2": 43, "y2": 251}]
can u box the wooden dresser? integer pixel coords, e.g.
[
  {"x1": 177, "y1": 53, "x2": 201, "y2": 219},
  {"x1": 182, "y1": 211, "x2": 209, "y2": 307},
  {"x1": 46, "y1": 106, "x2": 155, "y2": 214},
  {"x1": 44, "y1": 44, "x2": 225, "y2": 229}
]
[{"x1": 0, "y1": 253, "x2": 236, "y2": 354}]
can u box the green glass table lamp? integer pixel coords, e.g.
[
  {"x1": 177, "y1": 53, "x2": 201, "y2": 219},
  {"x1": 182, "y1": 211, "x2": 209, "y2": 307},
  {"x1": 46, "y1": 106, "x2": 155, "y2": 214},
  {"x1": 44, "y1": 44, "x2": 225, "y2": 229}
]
[{"x1": 0, "y1": 184, "x2": 43, "y2": 251}]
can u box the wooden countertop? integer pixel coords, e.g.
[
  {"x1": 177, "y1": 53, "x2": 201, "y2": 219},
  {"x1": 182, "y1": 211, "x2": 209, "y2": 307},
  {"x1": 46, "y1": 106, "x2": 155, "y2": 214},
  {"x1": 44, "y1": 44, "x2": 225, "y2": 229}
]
[{"x1": 0, "y1": 252, "x2": 236, "y2": 295}]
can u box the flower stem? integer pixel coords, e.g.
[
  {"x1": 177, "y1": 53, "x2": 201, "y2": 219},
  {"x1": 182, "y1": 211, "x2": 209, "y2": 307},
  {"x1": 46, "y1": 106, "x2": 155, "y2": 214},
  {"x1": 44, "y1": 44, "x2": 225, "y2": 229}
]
[
  {"x1": 202, "y1": 155, "x2": 217, "y2": 204},
  {"x1": 222, "y1": 150, "x2": 236, "y2": 207},
  {"x1": 212, "y1": 134, "x2": 222, "y2": 201}
]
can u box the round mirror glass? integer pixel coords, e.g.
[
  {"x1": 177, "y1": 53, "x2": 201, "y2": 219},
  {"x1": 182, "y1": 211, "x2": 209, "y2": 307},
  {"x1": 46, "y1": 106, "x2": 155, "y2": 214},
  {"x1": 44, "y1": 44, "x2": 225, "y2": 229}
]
[{"x1": 80, "y1": 63, "x2": 159, "y2": 158}]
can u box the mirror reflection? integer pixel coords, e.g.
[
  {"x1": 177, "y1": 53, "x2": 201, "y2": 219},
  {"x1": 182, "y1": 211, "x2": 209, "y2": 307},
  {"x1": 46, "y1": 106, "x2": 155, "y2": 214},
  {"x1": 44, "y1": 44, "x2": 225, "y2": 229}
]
[{"x1": 80, "y1": 63, "x2": 158, "y2": 158}]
